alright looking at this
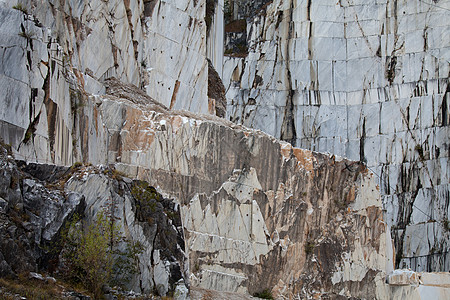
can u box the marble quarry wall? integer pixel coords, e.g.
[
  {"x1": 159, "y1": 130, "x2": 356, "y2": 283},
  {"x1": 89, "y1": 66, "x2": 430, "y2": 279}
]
[
  {"x1": 0, "y1": 0, "x2": 227, "y2": 162},
  {"x1": 0, "y1": 0, "x2": 449, "y2": 298},
  {"x1": 223, "y1": 0, "x2": 450, "y2": 272},
  {"x1": 0, "y1": 0, "x2": 210, "y2": 127},
  {"x1": 1, "y1": 73, "x2": 397, "y2": 298}
]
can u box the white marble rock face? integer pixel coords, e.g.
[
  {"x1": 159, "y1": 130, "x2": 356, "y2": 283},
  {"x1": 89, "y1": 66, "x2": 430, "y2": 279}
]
[
  {"x1": 0, "y1": 0, "x2": 214, "y2": 162},
  {"x1": 0, "y1": 5, "x2": 398, "y2": 292},
  {"x1": 0, "y1": 0, "x2": 449, "y2": 298},
  {"x1": 223, "y1": 0, "x2": 450, "y2": 272}
]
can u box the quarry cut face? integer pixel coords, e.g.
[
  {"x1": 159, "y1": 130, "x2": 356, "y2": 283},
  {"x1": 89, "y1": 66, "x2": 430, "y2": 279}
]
[
  {"x1": 0, "y1": 0, "x2": 449, "y2": 299},
  {"x1": 223, "y1": 0, "x2": 450, "y2": 273}
]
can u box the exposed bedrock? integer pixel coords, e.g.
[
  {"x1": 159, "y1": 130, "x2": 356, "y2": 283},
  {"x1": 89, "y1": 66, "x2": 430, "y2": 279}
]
[
  {"x1": 0, "y1": 0, "x2": 449, "y2": 298},
  {"x1": 223, "y1": 0, "x2": 450, "y2": 272}
]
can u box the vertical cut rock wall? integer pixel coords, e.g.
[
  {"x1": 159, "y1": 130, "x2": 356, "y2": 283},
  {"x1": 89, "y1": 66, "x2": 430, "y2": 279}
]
[
  {"x1": 142, "y1": 0, "x2": 209, "y2": 111},
  {"x1": 223, "y1": 0, "x2": 450, "y2": 272},
  {"x1": 25, "y1": 90, "x2": 395, "y2": 298},
  {"x1": 0, "y1": 0, "x2": 210, "y2": 164},
  {"x1": 207, "y1": 0, "x2": 225, "y2": 77}
]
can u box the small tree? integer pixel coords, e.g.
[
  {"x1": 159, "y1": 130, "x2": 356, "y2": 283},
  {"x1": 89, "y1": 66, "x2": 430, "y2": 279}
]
[
  {"x1": 64, "y1": 211, "x2": 120, "y2": 299},
  {"x1": 61, "y1": 209, "x2": 145, "y2": 299}
]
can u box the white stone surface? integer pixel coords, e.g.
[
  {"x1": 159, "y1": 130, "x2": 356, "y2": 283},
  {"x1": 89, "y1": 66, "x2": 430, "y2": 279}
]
[
  {"x1": 142, "y1": 0, "x2": 209, "y2": 112},
  {"x1": 0, "y1": 0, "x2": 449, "y2": 297},
  {"x1": 387, "y1": 269, "x2": 420, "y2": 286},
  {"x1": 223, "y1": 0, "x2": 450, "y2": 272},
  {"x1": 207, "y1": 0, "x2": 224, "y2": 77},
  {"x1": 379, "y1": 271, "x2": 450, "y2": 299},
  {"x1": 1, "y1": 77, "x2": 394, "y2": 297}
]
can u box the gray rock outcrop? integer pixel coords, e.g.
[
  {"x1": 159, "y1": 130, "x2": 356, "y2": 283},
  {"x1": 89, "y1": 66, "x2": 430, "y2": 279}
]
[
  {"x1": 0, "y1": 140, "x2": 187, "y2": 296},
  {"x1": 0, "y1": 140, "x2": 85, "y2": 278},
  {"x1": 64, "y1": 169, "x2": 187, "y2": 295}
]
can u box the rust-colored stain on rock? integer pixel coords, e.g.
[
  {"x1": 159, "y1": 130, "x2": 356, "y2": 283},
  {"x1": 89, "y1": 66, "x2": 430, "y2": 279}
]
[
  {"x1": 73, "y1": 68, "x2": 85, "y2": 89},
  {"x1": 347, "y1": 186, "x2": 356, "y2": 202},
  {"x1": 280, "y1": 142, "x2": 292, "y2": 159},
  {"x1": 208, "y1": 97, "x2": 216, "y2": 115},
  {"x1": 121, "y1": 108, "x2": 155, "y2": 151},
  {"x1": 93, "y1": 106, "x2": 98, "y2": 135},
  {"x1": 171, "y1": 115, "x2": 184, "y2": 133},
  {"x1": 170, "y1": 80, "x2": 181, "y2": 109},
  {"x1": 292, "y1": 148, "x2": 316, "y2": 172}
]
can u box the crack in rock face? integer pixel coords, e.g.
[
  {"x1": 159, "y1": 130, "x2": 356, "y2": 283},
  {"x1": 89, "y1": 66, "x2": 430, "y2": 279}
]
[{"x1": 222, "y1": 0, "x2": 450, "y2": 275}]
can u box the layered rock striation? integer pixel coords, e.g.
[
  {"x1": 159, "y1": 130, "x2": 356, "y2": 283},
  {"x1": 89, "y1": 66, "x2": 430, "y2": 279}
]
[
  {"x1": 0, "y1": 79, "x2": 396, "y2": 298},
  {"x1": 0, "y1": 0, "x2": 211, "y2": 145},
  {"x1": 223, "y1": 0, "x2": 450, "y2": 272},
  {"x1": 0, "y1": 0, "x2": 449, "y2": 298}
]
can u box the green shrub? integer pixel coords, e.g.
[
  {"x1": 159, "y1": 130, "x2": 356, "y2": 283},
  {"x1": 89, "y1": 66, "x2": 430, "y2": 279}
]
[
  {"x1": 71, "y1": 161, "x2": 83, "y2": 169},
  {"x1": 253, "y1": 289, "x2": 274, "y2": 299},
  {"x1": 131, "y1": 181, "x2": 161, "y2": 201},
  {"x1": 305, "y1": 241, "x2": 315, "y2": 255},
  {"x1": 22, "y1": 127, "x2": 33, "y2": 143},
  {"x1": 111, "y1": 240, "x2": 144, "y2": 287},
  {"x1": 13, "y1": 3, "x2": 28, "y2": 14},
  {"x1": 61, "y1": 211, "x2": 144, "y2": 298},
  {"x1": 63, "y1": 212, "x2": 119, "y2": 299}
]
